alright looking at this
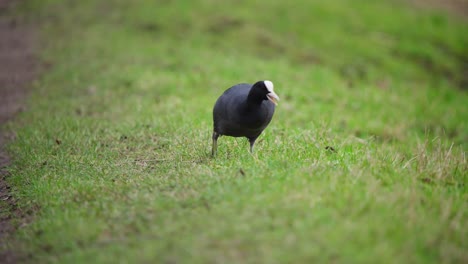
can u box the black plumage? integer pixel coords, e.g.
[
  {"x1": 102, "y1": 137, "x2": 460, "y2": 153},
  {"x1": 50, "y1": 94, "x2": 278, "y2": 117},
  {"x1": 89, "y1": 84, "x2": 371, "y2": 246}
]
[{"x1": 212, "y1": 80, "x2": 280, "y2": 155}]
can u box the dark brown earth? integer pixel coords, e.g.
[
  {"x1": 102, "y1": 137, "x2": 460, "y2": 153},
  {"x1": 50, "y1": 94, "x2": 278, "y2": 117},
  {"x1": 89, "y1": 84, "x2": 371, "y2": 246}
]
[
  {"x1": 0, "y1": 0, "x2": 37, "y2": 263},
  {"x1": 411, "y1": 0, "x2": 468, "y2": 18}
]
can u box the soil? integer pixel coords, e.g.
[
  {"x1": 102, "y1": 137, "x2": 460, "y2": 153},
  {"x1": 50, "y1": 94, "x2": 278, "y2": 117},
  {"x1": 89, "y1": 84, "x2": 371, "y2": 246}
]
[
  {"x1": 410, "y1": 0, "x2": 468, "y2": 18},
  {"x1": 0, "y1": 0, "x2": 38, "y2": 263}
]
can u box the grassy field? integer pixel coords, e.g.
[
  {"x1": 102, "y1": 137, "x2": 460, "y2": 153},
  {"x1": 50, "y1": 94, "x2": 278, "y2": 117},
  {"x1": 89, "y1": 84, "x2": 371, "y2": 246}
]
[{"x1": 3, "y1": 0, "x2": 467, "y2": 263}]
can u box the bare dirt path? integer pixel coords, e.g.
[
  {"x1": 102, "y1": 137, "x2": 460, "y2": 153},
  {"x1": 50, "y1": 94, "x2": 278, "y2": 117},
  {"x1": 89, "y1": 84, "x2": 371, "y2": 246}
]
[
  {"x1": 0, "y1": 0, "x2": 37, "y2": 263},
  {"x1": 410, "y1": 0, "x2": 468, "y2": 18}
]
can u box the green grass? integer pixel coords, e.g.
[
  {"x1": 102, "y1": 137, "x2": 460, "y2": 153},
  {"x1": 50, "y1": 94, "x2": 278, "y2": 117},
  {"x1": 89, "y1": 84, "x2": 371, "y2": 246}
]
[{"x1": 3, "y1": 0, "x2": 467, "y2": 263}]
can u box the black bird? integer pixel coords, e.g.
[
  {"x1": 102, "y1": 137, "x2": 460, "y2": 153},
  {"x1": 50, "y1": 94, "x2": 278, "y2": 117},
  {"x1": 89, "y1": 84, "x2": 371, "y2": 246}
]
[{"x1": 212, "y1": 80, "x2": 280, "y2": 156}]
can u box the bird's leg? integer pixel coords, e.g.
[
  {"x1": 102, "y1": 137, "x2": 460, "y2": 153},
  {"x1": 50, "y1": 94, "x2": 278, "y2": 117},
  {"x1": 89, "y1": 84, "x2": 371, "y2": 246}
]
[
  {"x1": 248, "y1": 137, "x2": 257, "y2": 153},
  {"x1": 212, "y1": 131, "x2": 219, "y2": 156}
]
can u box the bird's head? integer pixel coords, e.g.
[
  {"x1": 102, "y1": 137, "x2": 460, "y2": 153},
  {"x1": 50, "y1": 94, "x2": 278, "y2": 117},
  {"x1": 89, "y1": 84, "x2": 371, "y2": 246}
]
[{"x1": 252, "y1": 80, "x2": 280, "y2": 105}]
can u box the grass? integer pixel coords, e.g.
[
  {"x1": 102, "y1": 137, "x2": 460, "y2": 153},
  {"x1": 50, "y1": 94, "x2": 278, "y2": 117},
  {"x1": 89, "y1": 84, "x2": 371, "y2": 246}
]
[{"x1": 3, "y1": 0, "x2": 467, "y2": 263}]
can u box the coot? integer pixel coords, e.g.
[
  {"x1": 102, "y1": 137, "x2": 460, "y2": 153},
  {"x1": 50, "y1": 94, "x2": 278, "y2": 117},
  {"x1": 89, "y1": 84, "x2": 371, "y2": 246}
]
[{"x1": 212, "y1": 80, "x2": 279, "y2": 155}]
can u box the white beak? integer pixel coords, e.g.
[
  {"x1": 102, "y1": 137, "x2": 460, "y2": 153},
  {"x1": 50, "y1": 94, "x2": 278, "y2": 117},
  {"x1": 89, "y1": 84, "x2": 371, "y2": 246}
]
[{"x1": 267, "y1": 91, "x2": 280, "y2": 105}]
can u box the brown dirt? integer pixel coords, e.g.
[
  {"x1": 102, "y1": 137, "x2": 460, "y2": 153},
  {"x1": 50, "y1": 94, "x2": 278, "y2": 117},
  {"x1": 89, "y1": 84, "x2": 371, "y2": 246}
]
[
  {"x1": 410, "y1": 0, "x2": 468, "y2": 18},
  {"x1": 0, "y1": 0, "x2": 38, "y2": 263}
]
